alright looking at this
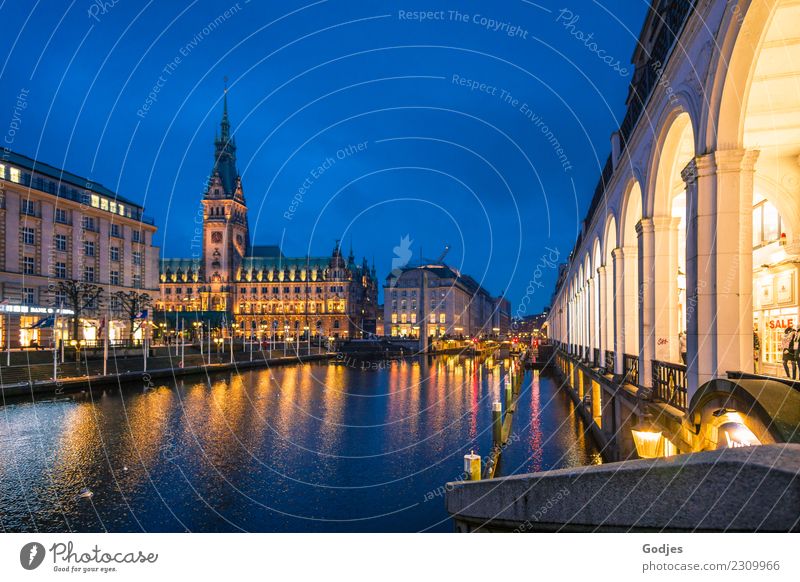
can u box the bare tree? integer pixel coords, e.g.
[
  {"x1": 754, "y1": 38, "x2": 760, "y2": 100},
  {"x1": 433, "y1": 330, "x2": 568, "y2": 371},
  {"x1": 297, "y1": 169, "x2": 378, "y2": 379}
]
[
  {"x1": 54, "y1": 280, "x2": 104, "y2": 342},
  {"x1": 112, "y1": 290, "x2": 153, "y2": 343}
]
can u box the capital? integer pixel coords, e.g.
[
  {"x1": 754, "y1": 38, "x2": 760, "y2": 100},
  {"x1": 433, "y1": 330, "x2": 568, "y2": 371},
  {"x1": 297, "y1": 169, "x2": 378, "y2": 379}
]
[{"x1": 635, "y1": 217, "x2": 654, "y2": 236}]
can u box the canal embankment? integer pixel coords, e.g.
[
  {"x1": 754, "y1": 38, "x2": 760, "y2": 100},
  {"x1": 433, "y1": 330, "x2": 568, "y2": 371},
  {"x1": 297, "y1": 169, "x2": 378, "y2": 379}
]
[{"x1": 0, "y1": 350, "x2": 333, "y2": 399}]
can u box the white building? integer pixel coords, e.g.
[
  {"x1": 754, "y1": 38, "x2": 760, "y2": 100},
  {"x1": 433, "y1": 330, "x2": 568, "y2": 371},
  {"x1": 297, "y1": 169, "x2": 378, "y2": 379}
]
[{"x1": 546, "y1": 0, "x2": 800, "y2": 457}]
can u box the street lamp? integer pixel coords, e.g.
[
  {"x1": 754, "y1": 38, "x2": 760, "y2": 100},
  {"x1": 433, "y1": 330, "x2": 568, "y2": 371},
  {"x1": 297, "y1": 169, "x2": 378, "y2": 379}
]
[{"x1": 631, "y1": 414, "x2": 664, "y2": 459}]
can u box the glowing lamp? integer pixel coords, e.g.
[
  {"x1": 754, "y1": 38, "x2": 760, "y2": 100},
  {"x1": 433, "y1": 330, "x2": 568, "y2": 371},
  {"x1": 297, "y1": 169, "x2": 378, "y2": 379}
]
[{"x1": 631, "y1": 416, "x2": 664, "y2": 459}]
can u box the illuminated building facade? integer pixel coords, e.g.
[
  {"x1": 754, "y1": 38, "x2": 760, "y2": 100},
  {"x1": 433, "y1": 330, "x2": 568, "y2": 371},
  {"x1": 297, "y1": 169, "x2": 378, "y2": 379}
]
[
  {"x1": 384, "y1": 263, "x2": 501, "y2": 339},
  {"x1": 157, "y1": 92, "x2": 378, "y2": 339},
  {"x1": 546, "y1": 0, "x2": 800, "y2": 459},
  {"x1": 0, "y1": 151, "x2": 159, "y2": 347}
]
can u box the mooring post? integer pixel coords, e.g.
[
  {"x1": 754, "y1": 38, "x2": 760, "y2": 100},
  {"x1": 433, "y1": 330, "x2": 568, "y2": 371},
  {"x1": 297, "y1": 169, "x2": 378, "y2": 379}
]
[
  {"x1": 463, "y1": 451, "x2": 481, "y2": 481},
  {"x1": 492, "y1": 401, "x2": 502, "y2": 447},
  {"x1": 505, "y1": 379, "x2": 512, "y2": 412}
]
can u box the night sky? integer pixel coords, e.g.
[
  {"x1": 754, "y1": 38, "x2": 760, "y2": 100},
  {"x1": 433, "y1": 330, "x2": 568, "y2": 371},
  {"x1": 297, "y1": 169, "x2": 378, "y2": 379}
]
[{"x1": 0, "y1": 0, "x2": 649, "y2": 313}]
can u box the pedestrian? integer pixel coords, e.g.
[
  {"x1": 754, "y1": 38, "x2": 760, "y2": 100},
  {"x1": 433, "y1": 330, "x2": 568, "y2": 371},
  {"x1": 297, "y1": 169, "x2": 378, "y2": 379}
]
[
  {"x1": 678, "y1": 331, "x2": 687, "y2": 364},
  {"x1": 753, "y1": 323, "x2": 761, "y2": 375},
  {"x1": 781, "y1": 325, "x2": 797, "y2": 380}
]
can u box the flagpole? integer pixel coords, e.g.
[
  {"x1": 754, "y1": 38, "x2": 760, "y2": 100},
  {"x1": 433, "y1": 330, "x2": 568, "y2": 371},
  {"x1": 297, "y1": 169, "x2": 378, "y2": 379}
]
[
  {"x1": 53, "y1": 313, "x2": 58, "y2": 381},
  {"x1": 102, "y1": 316, "x2": 108, "y2": 377}
]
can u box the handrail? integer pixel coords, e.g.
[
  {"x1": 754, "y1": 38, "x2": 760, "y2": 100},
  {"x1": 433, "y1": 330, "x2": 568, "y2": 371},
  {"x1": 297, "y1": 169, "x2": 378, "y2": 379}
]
[
  {"x1": 652, "y1": 359, "x2": 688, "y2": 411},
  {"x1": 623, "y1": 353, "x2": 639, "y2": 386}
]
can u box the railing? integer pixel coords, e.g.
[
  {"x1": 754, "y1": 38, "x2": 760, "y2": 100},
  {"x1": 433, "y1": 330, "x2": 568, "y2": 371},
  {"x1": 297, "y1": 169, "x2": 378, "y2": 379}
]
[
  {"x1": 604, "y1": 350, "x2": 614, "y2": 372},
  {"x1": 652, "y1": 360, "x2": 688, "y2": 411},
  {"x1": 623, "y1": 353, "x2": 639, "y2": 386}
]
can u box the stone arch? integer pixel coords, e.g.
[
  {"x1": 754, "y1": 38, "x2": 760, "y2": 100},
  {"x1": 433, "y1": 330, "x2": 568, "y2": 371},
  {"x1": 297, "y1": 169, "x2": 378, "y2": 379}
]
[
  {"x1": 619, "y1": 180, "x2": 642, "y2": 358},
  {"x1": 603, "y1": 213, "x2": 618, "y2": 360},
  {"x1": 649, "y1": 110, "x2": 695, "y2": 362}
]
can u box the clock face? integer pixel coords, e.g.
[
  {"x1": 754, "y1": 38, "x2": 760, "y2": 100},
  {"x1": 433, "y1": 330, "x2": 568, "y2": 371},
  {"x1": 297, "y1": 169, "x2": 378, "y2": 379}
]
[{"x1": 211, "y1": 231, "x2": 223, "y2": 243}]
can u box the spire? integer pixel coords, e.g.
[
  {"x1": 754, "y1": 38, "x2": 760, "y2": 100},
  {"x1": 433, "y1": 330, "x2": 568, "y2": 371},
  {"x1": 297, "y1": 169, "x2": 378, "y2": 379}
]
[
  {"x1": 210, "y1": 77, "x2": 239, "y2": 198},
  {"x1": 220, "y1": 76, "x2": 230, "y2": 142}
]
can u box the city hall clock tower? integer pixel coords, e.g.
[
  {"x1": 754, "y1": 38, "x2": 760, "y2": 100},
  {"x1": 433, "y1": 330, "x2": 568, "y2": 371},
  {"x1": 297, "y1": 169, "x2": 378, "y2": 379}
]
[{"x1": 202, "y1": 85, "x2": 250, "y2": 309}]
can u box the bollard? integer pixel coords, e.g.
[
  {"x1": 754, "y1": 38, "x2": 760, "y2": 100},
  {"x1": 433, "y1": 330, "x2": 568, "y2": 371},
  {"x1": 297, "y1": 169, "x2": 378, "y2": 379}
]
[
  {"x1": 463, "y1": 451, "x2": 481, "y2": 481},
  {"x1": 505, "y1": 380, "x2": 513, "y2": 411},
  {"x1": 492, "y1": 401, "x2": 502, "y2": 448}
]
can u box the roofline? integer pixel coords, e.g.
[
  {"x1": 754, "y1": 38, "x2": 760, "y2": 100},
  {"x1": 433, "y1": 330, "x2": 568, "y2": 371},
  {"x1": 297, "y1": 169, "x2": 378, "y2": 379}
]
[{"x1": 1, "y1": 149, "x2": 144, "y2": 210}]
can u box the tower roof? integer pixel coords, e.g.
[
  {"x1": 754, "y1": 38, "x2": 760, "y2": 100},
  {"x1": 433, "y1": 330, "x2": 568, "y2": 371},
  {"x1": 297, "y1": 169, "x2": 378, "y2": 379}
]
[{"x1": 210, "y1": 79, "x2": 239, "y2": 198}]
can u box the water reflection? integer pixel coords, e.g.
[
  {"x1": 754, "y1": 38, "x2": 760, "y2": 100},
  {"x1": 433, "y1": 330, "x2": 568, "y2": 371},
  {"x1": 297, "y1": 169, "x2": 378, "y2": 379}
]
[{"x1": 0, "y1": 356, "x2": 599, "y2": 532}]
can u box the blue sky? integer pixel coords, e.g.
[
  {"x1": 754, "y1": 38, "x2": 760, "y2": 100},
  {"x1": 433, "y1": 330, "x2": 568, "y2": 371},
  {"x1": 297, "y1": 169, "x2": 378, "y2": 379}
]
[{"x1": 0, "y1": 0, "x2": 650, "y2": 311}]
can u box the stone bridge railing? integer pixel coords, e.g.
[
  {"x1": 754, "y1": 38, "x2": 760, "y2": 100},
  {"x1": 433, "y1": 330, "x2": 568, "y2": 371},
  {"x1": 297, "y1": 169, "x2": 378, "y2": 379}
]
[{"x1": 446, "y1": 444, "x2": 800, "y2": 532}]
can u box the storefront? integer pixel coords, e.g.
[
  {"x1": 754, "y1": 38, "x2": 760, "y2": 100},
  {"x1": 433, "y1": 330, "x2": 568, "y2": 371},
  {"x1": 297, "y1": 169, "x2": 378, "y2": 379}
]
[
  {"x1": 753, "y1": 264, "x2": 798, "y2": 377},
  {"x1": 0, "y1": 304, "x2": 76, "y2": 348}
]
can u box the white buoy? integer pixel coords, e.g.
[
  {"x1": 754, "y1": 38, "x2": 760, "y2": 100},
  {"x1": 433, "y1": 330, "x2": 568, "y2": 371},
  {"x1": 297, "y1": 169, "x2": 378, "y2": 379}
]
[{"x1": 77, "y1": 487, "x2": 93, "y2": 499}]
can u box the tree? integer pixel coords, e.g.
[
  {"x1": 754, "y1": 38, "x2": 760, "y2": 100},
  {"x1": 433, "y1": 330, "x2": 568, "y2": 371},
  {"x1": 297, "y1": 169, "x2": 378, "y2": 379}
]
[
  {"x1": 54, "y1": 280, "x2": 104, "y2": 342},
  {"x1": 112, "y1": 290, "x2": 153, "y2": 343}
]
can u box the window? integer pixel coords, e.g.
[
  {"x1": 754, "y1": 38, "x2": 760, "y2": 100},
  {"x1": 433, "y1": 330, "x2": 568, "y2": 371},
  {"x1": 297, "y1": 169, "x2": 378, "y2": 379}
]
[
  {"x1": 21, "y1": 199, "x2": 35, "y2": 216},
  {"x1": 391, "y1": 313, "x2": 398, "y2": 323},
  {"x1": 110, "y1": 296, "x2": 121, "y2": 311},
  {"x1": 54, "y1": 234, "x2": 67, "y2": 252},
  {"x1": 23, "y1": 257, "x2": 35, "y2": 275},
  {"x1": 83, "y1": 266, "x2": 95, "y2": 282},
  {"x1": 272, "y1": 288, "x2": 279, "y2": 294},
  {"x1": 110, "y1": 246, "x2": 119, "y2": 262},
  {"x1": 165, "y1": 288, "x2": 172, "y2": 295},
  {"x1": 110, "y1": 224, "x2": 121, "y2": 238},
  {"x1": 132, "y1": 230, "x2": 142, "y2": 243},
  {"x1": 429, "y1": 313, "x2": 436, "y2": 324},
  {"x1": 83, "y1": 240, "x2": 95, "y2": 257},
  {"x1": 316, "y1": 287, "x2": 322, "y2": 294},
  {"x1": 110, "y1": 271, "x2": 120, "y2": 286},
  {"x1": 411, "y1": 313, "x2": 417, "y2": 324},
  {"x1": 55, "y1": 208, "x2": 69, "y2": 224},
  {"x1": 294, "y1": 287, "x2": 301, "y2": 293},
  {"x1": 132, "y1": 274, "x2": 142, "y2": 289},
  {"x1": 22, "y1": 227, "x2": 35, "y2": 245},
  {"x1": 82, "y1": 216, "x2": 96, "y2": 231},
  {"x1": 22, "y1": 287, "x2": 35, "y2": 305},
  {"x1": 439, "y1": 313, "x2": 446, "y2": 324},
  {"x1": 55, "y1": 262, "x2": 67, "y2": 279},
  {"x1": 54, "y1": 290, "x2": 66, "y2": 306},
  {"x1": 133, "y1": 251, "x2": 142, "y2": 266},
  {"x1": 400, "y1": 313, "x2": 408, "y2": 324},
  {"x1": 753, "y1": 197, "x2": 782, "y2": 248}
]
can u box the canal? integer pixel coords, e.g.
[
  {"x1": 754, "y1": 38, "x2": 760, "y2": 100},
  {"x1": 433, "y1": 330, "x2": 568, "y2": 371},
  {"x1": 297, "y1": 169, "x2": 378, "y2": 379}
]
[{"x1": 0, "y1": 355, "x2": 600, "y2": 532}]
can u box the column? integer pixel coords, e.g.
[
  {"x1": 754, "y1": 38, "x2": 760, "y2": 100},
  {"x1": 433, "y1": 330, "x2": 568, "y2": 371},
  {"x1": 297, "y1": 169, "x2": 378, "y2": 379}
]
[
  {"x1": 587, "y1": 275, "x2": 596, "y2": 364},
  {"x1": 652, "y1": 216, "x2": 681, "y2": 362},
  {"x1": 637, "y1": 218, "x2": 655, "y2": 389},
  {"x1": 612, "y1": 247, "x2": 625, "y2": 375},
  {"x1": 597, "y1": 265, "x2": 607, "y2": 364},
  {"x1": 683, "y1": 150, "x2": 758, "y2": 400}
]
